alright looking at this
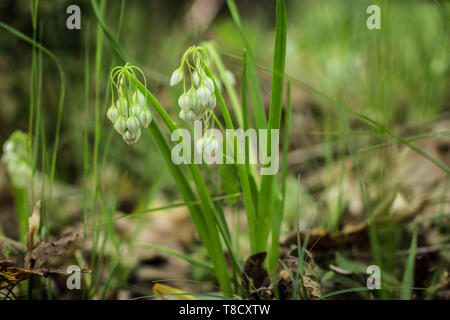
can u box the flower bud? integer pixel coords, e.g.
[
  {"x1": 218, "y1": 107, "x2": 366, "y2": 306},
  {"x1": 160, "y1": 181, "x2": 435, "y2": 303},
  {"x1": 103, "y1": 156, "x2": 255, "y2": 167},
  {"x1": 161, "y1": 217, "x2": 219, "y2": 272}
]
[
  {"x1": 179, "y1": 110, "x2": 187, "y2": 121},
  {"x1": 131, "y1": 104, "x2": 142, "y2": 117},
  {"x1": 132, "y1": 89, "x2": 146, "y2": 107},
  {"x1": 117, "y1": 97, "x2": 128, "y2": 115},
  {"x1": 126, "y1": 115, "x2": 140, "y2": 133},
  {"x1": 139, "y1": 108, "x2": 152, "y2": 128},
  {"x1": 192, "y1": 71, "x2": 200, "y2": 88},
  {"x1": 196, "y1": 85, "x2": 211, "y2": 106},
  {"x1": 170, "y1": 68, "x2": 183, "y2": 86},
  {"x1": 207, "y1": 95, "x2": 216, "y2": 110},
  {"x1": 107, "y1": 105, "x2": 119, "y2": 123},
  {"x1": 187, "y1": 110, "x2": 196, "y2": 121},
  {"x1": 114, "y1": 116, "x2": 127, "y2": 134},
  {"x1": 203, "y1": 76, "x2": 215, "y2": 93},
  {"x1": 178, "y1": 92, "x2": 191, "y2": 110},
  {"x1": 123, "y1": 128, "x2": 141, "y2": 145}
]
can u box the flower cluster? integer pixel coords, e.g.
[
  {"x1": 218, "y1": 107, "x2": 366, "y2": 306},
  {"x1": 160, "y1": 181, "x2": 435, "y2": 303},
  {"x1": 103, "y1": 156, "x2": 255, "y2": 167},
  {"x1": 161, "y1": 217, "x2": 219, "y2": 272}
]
[
  {"x1": 2, "y1": 131, "x2": 31, "y2": 188},
  {"x1": 170, "y1": 46, "x2": 222, "y2": 122},
  {"x1": 107, "y1": 64, "x2": 152, "y2": 145}
]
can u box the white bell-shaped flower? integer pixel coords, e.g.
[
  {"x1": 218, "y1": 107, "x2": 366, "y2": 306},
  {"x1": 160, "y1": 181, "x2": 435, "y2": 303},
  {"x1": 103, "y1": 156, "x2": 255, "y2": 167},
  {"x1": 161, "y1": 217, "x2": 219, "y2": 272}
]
[
  {"x1": 203, "y1": 76, "x2": 215, "y2": 93},
  {"x1": 114, "y1": 116, "x2": 127, "y2": 134},
  {"x1": 139, "y1": 108, "x2": 152, "y2": 128},
  {"x1": 196, "y1": 85, "x2": 211, "y2": 106},
  {"x1": 126, "y1": 115, "x2": 140, "y2": 133},
  {"x1": 132, "y1": 89, "x2": 146, "y2": 107},
  {"x1": 178, "y1": 92, "x2": 192, "y2": 110},
  {"x1": 117, "y1": 97, "x2": 128, "y2": 115},
  {"x1": 192, "y1": 71, "x2": 200, "y2": 88},
  {"x1": 170, "y1": 68, "x2": 183, "y2": 86},
  {"x1": 107, "y1": 105, "x2": 119, "y2": 123}
]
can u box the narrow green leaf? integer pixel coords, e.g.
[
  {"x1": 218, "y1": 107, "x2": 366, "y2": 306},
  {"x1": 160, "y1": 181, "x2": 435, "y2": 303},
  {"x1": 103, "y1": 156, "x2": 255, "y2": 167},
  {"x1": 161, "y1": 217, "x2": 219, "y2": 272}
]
[
  {"x1": 401, "y1": 230, "x2": 418, "y2": 300},
  {"x1": 226, "y1": 0, "x2": 266, "y2": 130},
  {"x1": 257, "y1": 0, "x2": 287, "y2": 252}
]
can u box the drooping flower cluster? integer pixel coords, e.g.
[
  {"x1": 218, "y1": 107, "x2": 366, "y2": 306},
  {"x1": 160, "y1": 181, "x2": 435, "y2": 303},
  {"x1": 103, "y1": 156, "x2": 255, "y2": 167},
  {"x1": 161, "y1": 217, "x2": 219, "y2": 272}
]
[
  {"x1": 107, "y1": 64, "x2": 152, "y2": 145},
  {"x1": 170, "y1": 46, "x2": 221, "y2": 122},
  {"x1": 170, "y1": 46, "x2": 237, "y2": 158},
  {"x1": 2, "y1": 131, "x2": 31, "y2": 188}
]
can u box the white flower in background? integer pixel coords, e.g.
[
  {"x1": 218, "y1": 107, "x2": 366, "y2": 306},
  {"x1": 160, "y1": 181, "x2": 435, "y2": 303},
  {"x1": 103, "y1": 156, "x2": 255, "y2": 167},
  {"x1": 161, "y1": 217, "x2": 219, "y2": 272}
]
[
  {"x1": 1, "y1": 131, "x2": 31, "y2": 188},
  {"x1": 107, "y1": 64, "x2": 153, "y2": 145},
  {"x1": 224, "y1": 70, "x2": 236, "y2": 86}
]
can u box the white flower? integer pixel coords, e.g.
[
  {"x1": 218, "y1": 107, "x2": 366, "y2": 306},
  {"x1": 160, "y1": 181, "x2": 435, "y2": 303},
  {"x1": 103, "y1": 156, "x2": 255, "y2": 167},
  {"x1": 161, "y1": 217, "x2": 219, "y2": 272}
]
[
  {"x1": 188, "y1": 88, "x2": 202, "y2": 112},
  {"x1": 203, "y1": 76, "x2": 215, "y2": 93},
  {"x1": 225, "y1": 70, "x2": 236, "y2": 86},
  {"x1": 192, "y1": 71, "x2": 200, "y2": 88},
  {"x1": 107, "y1": 105, "x2": 119, "y2": 122},
  {"x1": 207, "y1": 95, "x2": 216, "y2": 110},
  {"x1": 178, "y1": 92, "x2": 191, "y2": 110},
  {"x1": 139, "y1": 108, "x2": 152, "y2": 128},
  {"x1": 4, "y1": 141, "x2": 13, "y2": 153},
  {"x1": 123, "y1": 128, "x2": 141, "y2": 145},
  {"x1": 132, "y1": 90, "x2": 146, "y2": 106},
  {"x1": 170, "y1": 68, "x2": 183, "y2": 86},
  {"x1": 114, "y1": 116, "x2": 127, "y2": 134},
  {"x1": 117, "y1": 97, "x2": 128, "y2": 115},
  {"x1": 131, "y1": 104, "x2": 141, "y2": 117},
  {"x1": 187, "y1": 110, "x2": 196, "y2": 121},
  {"x1": 126, "y1": 115, "x2": 140, "y2": 133},
  {"x1": 196, "y1": 85, "x2": 211, "y2": 106},
  {"x1": 179, "y1": 110, "x2": 187, "y2": 120},
  {"x1": 179, "y1": 109, "x2": 196, "y2": 121}
]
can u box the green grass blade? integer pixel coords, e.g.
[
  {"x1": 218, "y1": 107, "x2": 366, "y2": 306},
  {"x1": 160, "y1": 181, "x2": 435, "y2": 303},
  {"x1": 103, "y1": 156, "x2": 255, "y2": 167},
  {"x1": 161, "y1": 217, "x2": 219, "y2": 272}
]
[
  {"x1": 204, "y1": 66, "x2": 259, "y2": 252},
  {"x1": 256, "y1": 0, "x2": 287, "y2": 252},
  {"x1": 269, "y1": 81, "x2": 291, "y2": 271},
  {"x1": 317, "y1": 287, "x2": 372, "y2": 300},
  {"x1": 226, "y1": 0, "x2": 266, "y2": 130},
  {"x1": 401, "y1": 230, "x2": 418, "y2": 300}
]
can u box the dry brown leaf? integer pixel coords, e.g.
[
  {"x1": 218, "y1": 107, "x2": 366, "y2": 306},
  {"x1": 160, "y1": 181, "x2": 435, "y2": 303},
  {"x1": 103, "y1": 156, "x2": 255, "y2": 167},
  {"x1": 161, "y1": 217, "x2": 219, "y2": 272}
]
[
  {"x1": 0, "y1": 202, "x2": 85, "y2": 289},
  {"x1": 278, "y1": 255, "x2": 322, "y2": 300}
]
